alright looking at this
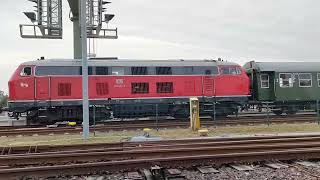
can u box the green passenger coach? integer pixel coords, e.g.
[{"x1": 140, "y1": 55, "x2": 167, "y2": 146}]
[{"x1": 243, "y1": 61, "x2": 320, "y2": 115}]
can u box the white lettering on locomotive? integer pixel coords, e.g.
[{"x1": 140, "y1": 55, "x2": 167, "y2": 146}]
[
  {"x1": 115, "y1": 79, "x2": 125, "y2": 87},
  {"x1": 20, "y1": 82, "x2": 29, "y2": 88}
]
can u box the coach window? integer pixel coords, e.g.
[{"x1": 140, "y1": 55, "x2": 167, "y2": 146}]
[
  {"x1": 260, "y1": 74, "x2": 269, "y2": 88},
  {"x1": 299, "y1": 73, "x2": 312, "y2": 87},
  {"x1": 131, "y1": 67, "x2": 148, "y2": 75},
  {"x1": 156, "y1": 67, "x2": 172, "y2": 75},
  {"x1": 20, "y1": 67, "x2": 32, "y2": 76},
  {"x1": 318, "y1": 73, "x2": 320, "y2": 87},
  {"x1": 95, "y1": 67, "x2": 108, "y2": 75},
  {"x1": 279, "y1": 73, "x2": 293, "y2": 87},
  {"x1": 111, "y1": 67, "x2": 125, "y2": 75}
]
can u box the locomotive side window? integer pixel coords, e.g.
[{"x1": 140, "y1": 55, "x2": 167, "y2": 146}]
[
  {"x1": 279, "y1": 73, "x2": 293, "y2": 88},
  {"x1": 20, "y1": 67, "x2": 32, "y2": 76},
  {"x1": 80, "y1": 67, "x2": 93, "y2": 75},
  {"x1": 95, "y1": 67, "x2": 108, "y2": 75},
  {"x1": 111, "y1": 67, "x2": 125, "y2": 75},
  {"x1": 299, "y1": 73, "x2": 312, "y2": 87},
  {"x1": 36, "y1": 66, "x2": 80, "y2": 76},
  {"x1": 131, "y1": 83, "x2": 149, "y2": 94},
  {"x1": 260, "y1": 74, "x2": 269, "y2": 88},
  {"x1": 221, "y1": 67, "x2": 241, "y2": 75},
  {"x1": 131, "y1": 67, "x2": 148, "y2": 75},
  {"x1": 157, "y1": 82, "x2": 173, "y2": 93},
  {"x1": 184, "y1": 67, "x2": 193, "y2": 74},
  {"x1": 156, "y1": 67, "x2": 172, "y2": 75},
  {"x1": 318, "y1": 73, "x2": 320, "y2": 87},
  {"x1": 193, "y1": 66, "x2": 218, "y2": 75}
]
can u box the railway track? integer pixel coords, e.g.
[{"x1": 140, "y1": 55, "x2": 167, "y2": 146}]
[
  {"x1": 1, "y1": 133, "x2": 320, "y2": 154},
  {"x1": 0, "y1": 112, "x2": 315, "y2": 129},
  {"x1": 0, "y1": 115, "x2": 318, "y2": 137},
  {"x1": 1, "y1": 134, "x2": 320, "y2": 179}
]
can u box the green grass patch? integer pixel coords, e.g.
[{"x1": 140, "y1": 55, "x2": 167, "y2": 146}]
[{"x1": 1, "y1": 123, "x2": 320, "y2": 146}]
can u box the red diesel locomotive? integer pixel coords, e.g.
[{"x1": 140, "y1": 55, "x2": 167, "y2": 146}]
[{"x1": 8, "y1": 58, "x2": 250, "y2": 124}]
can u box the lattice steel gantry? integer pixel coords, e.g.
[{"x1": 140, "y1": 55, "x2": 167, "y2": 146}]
[
  {"x1": 20, "y1": 0, "x2": 63, "y2": 39},
  {"x1": 20, "y1": 0, "x2": 118, "y2": 59}
]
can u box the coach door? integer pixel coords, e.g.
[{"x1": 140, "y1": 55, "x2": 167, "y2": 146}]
[
  {"x1": 202, "y1": 69, "x2": 215, "y2": 97},
  {"x1": 35, "y1": 76, "x2": 50, "y2": 100}
]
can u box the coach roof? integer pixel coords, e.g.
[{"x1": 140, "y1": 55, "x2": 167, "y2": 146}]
[
  {"x1": 243, "y1": 61, "x2": 320, "y2": 72},
  {"x1": 22, "y1": 58, "x2": 239, "y2": 67}
]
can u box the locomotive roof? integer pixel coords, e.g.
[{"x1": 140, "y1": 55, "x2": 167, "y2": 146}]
[
  {"x1": 243, "y1": 61, "x2": 320, "y2": 72},
  {"x1": 21, "y1": 59, "x2": 239, "y2": 67}
]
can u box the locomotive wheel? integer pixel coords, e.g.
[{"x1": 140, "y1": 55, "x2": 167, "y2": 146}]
[
  {"x1": 286, "y1": 110, "x2": 297, "y2": 115},
  {"x1": 286, "y1": 106, "x2": 297, "y2": 115}
]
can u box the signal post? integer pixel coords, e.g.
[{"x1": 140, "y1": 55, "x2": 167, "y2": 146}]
[{"x1": 19, "y1": 0, "x2": 118, "y2": 140}]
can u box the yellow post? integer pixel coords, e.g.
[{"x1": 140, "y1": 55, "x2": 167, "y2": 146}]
[{"x1": 190, "y1": 97, "x2": 200, "y2": 131}]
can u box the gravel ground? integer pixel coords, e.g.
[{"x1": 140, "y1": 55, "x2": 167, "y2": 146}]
[
  {"x1": 33, "y1": 163, "x2": 320, "y2": 180},
  {"x1": 182, "y1": 165, "x2": 315, "y2": 180}
]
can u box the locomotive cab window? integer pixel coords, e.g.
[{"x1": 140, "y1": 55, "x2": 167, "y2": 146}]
[
  {"x1": 279, "y1": 73, "x2": 293, "y2": 88},
  {"x1": 221, "y1": 67, "x2": 241, "y2": 75},
  {"x1": 299, "y1": 73, "x2": 312, "y2": 87},
  {"x1": 20, "y1": 67, "x2": 32, "y2": 76},
  {"x1": 260, "y1": 74, "x2": 269, "y2": 88}
]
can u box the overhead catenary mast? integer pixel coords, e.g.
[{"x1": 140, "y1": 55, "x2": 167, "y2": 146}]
[{"x1": 19, "y1": 0, "x2": 118, "y2": 140}]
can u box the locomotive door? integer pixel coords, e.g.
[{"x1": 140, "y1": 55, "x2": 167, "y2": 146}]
[
  {"x1": 35, "y1": 77, "x2": 50, "y2": 100},
  {"x1": 202, "y1": 76, "x2": 215, "y2": 96}
]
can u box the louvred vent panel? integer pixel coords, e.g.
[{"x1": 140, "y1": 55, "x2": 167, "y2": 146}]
[{"x1": 58, "y1": 83, "x2": 71, "y2": 96}]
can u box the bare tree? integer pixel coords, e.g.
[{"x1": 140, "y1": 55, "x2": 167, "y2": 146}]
[{"x1": 0, "y1": 91, "x2": 8, "y2": 107}]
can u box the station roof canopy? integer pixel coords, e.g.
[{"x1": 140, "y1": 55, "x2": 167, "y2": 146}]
[{"x1": 243, "y1": 61, "x2": 320, "y2": 73}]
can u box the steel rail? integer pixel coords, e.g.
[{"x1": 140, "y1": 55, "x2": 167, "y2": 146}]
[
  {"x1": 1, "y1": 147, "x2": 320, "y2": 179},
  {"x1": 2, "y1": 133, "x2": 320, "y2": 155},
  {"x1": 2, "y1": 137, "x2": 320, "y2": 166}
]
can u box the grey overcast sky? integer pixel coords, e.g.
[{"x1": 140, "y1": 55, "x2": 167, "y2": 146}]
[{"x1": 0, "y1": 0, "x2": 319, "y2": 92}]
